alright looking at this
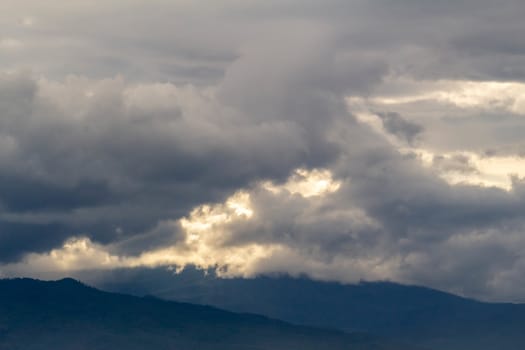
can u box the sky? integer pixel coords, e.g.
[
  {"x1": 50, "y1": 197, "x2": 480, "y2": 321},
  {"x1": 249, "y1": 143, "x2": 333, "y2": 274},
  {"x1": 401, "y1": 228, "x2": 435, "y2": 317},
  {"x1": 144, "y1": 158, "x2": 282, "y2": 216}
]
[{"x1": 2, "y1": 0, "x2": 525, "y2": 302}]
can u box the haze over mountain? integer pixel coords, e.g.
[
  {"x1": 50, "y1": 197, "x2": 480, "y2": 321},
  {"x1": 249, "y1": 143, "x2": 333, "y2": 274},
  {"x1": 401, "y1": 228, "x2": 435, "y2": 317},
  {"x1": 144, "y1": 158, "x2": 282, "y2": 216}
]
[
  {"x1": 0, "y1": 278, "x2": 421, "y2": 350},
  {"x1": 89, "y1": 268, "x2": 525, "y2": 350}
]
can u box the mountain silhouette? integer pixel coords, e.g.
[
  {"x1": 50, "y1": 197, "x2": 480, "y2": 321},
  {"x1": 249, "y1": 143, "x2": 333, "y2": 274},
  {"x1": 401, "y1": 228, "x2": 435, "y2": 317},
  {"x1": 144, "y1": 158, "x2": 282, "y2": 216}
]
[
  {"x1": 0, "y1": 278, "x2": 420, "y2": 350},
  {"x1": 92, "y1": 267, "x2": 525, "y2": 350}
]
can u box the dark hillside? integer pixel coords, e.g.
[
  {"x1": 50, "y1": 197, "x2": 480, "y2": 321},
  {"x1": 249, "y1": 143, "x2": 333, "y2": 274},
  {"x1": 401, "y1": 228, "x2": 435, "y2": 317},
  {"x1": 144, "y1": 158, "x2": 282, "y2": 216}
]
[{"x1": 0, "y1": 278, "x2": 419, "y2": 350}]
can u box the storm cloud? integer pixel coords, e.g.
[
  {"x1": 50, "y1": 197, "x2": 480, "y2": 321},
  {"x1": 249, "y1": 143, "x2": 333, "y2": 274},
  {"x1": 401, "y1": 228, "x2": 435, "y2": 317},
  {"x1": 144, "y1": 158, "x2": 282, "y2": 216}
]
[{"x1": 2, "y1": 0, "x2": 525, "y2": 302}]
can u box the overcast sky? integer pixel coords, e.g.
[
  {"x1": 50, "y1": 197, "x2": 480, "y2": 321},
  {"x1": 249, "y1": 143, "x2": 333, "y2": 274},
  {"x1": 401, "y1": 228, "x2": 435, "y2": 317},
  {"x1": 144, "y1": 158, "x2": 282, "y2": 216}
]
[{"x1": 2, "y1": 0, "x2": 525, "y2": 301}]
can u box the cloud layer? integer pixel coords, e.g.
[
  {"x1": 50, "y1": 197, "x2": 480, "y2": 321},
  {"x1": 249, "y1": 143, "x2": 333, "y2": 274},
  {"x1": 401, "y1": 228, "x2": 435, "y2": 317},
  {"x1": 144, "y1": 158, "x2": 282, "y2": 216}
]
[{"x1": 2, "y1": 0, "x2": 525, "y2": 301}]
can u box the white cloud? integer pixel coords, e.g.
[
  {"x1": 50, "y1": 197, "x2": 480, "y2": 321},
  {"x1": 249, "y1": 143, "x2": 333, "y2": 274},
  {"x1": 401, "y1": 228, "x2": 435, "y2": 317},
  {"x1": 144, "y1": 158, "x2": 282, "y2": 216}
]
[{"x1": 262, "y1": 168, "x2": 341, "y2": 198}]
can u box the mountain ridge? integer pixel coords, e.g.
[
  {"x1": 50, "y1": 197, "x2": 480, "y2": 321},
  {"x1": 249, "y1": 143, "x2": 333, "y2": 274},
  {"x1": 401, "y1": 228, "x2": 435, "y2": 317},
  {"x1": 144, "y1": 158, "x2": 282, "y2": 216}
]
[
  {"x1": 86, "y1": 268, "x2": 525, "y2": 350},
  {"x1": 0, "y1": 277, "x2": 420, "y2": 350}
]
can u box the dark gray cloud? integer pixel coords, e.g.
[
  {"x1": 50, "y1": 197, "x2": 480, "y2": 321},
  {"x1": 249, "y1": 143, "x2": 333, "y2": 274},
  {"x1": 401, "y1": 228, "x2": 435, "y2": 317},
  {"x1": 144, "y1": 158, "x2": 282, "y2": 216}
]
[
  {"x1": 2, "y1": 0, "x2": 525, "y2": 301},
  {"x1": 432, "y1": 154, "x2": 478, "y2": 174},
  {"x1": 0, "y1": 221, "x2": 67, "y2": 263},
  {"x1": 377, "y1": 112, "x2": 423, "y2": 145},
  {"x1": 0, "y1": 23, "x2": 384, "y2": 259}
]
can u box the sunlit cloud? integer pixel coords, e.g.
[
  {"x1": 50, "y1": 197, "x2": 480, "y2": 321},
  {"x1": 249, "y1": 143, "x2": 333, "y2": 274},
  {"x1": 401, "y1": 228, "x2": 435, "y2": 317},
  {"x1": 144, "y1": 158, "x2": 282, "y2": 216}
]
[
  {"x1": 350, "y1": 78, "x2": 525, "y2": 116},
  {"x1": 1, "y1": 168, "x2": 343, "y2": 278},
  {"x1": 262, "y1": 168, "x2": 341, "y2": 198},
  {"x1": 413, "y1": 150, "x2": 525, "y2": 190},
  {"x1": 348, "y1": 79, "x2": 525, "y2": 191}
]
